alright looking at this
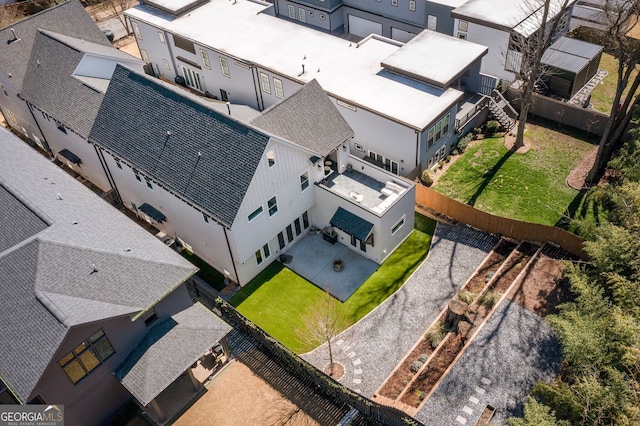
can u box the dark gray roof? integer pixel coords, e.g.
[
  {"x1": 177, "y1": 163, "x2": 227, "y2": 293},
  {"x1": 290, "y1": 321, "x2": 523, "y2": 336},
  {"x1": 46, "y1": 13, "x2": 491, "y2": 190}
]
[
  {"x1": 0, "y1": 184, "x2": 48, "y2": 253},
  {"x1": 89, "y1": 65, "x2": 272, "y2": 228},
  {"x1": 0, "y1": 240, "x2": 68, "y2": 403},
  {"x1": 541, "y1": 36, "x2": 603, "y2": 74},
  {"x1": 251, "y1": 79, "x2": 354, "y2": 157},
  {"x1": 116, "y1": 303, "x2": 231, "y2": 405},
  {"x1": 0, "y1": 0, "x2": 110, "y2": 92},
  {"x1": 20, "y1": 30, "x2": 141, "y2": 138},
  {"x1": 0, "y1": 127, "x2": 197, "y2": 403},
  {"x1": 330, "y1": 207, "x2": 374, "y2": 241}
]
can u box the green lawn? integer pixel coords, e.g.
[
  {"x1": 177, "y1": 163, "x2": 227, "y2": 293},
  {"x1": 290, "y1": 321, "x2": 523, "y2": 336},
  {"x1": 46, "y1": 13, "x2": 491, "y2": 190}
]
[
  {"x1": 590, "y1": 52, "x2": 639, "y2": 114},
  {"x1": 434, "y1": 122, "x2": 595, "y2": 226},
  {"x1": 230, "y1": 213, "x2": 436, "y2": 353},
  {"x1": 180, "y1": 251, "x2": 227, "y2": 291}
]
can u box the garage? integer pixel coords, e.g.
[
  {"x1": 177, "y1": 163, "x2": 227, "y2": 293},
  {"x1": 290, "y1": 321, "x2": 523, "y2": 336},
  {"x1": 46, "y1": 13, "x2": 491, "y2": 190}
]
[
  {"x1": 348, "y1": 15, "x2": 382, "y2": 38},
  {"x1": 391, "y1": 27, "x2": 416, "y2": 43}
]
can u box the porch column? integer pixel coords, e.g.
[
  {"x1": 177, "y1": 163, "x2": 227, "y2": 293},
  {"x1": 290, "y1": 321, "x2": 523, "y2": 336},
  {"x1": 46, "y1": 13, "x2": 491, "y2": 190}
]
[
  {"x1": 187, "y1": 368, "x2": 201, "y2": 391},
  {"x1": 220, "y1": 337, "x2": 232, "y2": 359},
  {"x1": 148, "y1": 399, "x2": 166, "y2": 423}
]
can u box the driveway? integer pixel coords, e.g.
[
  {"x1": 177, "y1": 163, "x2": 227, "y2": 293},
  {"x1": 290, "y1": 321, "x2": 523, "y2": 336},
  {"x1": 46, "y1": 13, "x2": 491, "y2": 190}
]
[{"x1": 302, "y1": 223, "x2": 499, "y2": 397}]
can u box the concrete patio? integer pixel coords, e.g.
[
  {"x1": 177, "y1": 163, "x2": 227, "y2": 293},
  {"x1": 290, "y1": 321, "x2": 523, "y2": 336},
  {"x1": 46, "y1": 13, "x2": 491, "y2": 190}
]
[{"x1": 282, "y1": 232, "x2": 379, "y2": 302}]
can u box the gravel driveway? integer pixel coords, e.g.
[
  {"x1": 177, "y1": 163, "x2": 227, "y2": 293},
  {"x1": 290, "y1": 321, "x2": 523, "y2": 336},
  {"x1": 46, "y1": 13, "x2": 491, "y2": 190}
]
[{"x1": 302, "y1": 223, "x2": 499, "y2": 397}]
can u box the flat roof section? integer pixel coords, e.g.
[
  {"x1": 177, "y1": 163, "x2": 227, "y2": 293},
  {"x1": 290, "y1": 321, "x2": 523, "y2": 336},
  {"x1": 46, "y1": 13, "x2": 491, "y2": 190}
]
[
  {"x1": 381, "y1": 31, "x2": 488, "y2": 88},
  {"x1": 542, "y1": 36, "x2": 602, "y2": 73},
  {"x1": 140, "y1": 0, "x2": 209, "y2": 16},
  {"x1": 126, "y1": 1, "x2": 465, "y2": 130}
]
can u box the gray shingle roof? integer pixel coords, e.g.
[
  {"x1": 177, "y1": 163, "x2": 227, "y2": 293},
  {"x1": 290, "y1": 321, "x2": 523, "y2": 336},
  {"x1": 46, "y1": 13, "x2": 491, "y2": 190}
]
[
  {"x1": 0, "y1": 127, "x2": 197, "y2": 402},
  {"x1": 0, "y1": 240, "x2": 68, "y2": 403},
  {"x1": 330, "y1": 207, "x2": 374, "y2": 241},
  {"x1": 115, "y1": 303, "x2": 231, "y2": 405},
  {"x1": 20, "y1": 31, "x2": 104, "y2": 138},
  {"x1": 541, "y1": 36, "x2": 603, "y2": 74},
  {"x1": 90, "y1": 65, "x2": 272, "y2": 228},
  {"x1": 0, "y1": 184, "x2": 48, "y2": 253},
  {"x1": 251, "y1": 79, "x2": 354, "y2": 157},
  {"x1": 0, "y1": 0, "x2": 110, "y2": 92}
]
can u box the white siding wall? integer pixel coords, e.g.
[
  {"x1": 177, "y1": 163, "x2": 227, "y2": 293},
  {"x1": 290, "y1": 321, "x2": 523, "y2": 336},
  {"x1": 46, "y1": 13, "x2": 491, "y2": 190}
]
[
  {"x1": 100, "y1": 150, "x2": 237, "y2": 283},
  {"x1": 255, "y1": 67, "x2": 301, "y2": 110},
  {"x1": 74, "y1": 55, "x2": 143, "y2": 80},
  {"x1": 0, "y1": 75, "x2": 46, "y2": 144},
  {"x1": 129, "y1": 19, "x2": 175, "y2": 79},
  {"x1": 457, "y1": 20, "x2": 514, "y2": 82},
  {"x1": 231, "y1": 138, "x2": 320, "y2": 282},
  {"x1": 33, "y1": 109, "x2": 112, "y2": 191},
  {"x1": 331, "y1": 97, "x2": 418, "y2": 174}
]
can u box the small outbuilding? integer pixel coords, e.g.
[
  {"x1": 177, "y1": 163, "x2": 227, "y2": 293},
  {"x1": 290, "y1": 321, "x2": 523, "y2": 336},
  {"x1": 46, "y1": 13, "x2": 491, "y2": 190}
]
[{"x1": 541, "y1": 36, "x2": 603, "y2": 99}]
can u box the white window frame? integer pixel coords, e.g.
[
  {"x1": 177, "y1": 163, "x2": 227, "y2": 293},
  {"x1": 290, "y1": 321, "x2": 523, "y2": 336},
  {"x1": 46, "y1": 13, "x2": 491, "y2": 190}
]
[
  {"x1": 368, "y1": 150, "x2": 399, "y2": 175},
  {"x1": 299, "y1": 7, "x2": 306, "y2": 22},
  {"x1": 458, "y1": 20, "x2": 469, "y2": 32},
  {"x1": 391, "y1": 0, "x2": 398, "y2": 6},
  {"x1": 268, "y1": 196, "x2": 278, "y2": 217},
  {"x1": 140, "y1": 49, "x2": 150, "y2": 63},
  {"x1": 300, "y1": 171, "x2": 309, "y2": 191},
  {"x1": 181, "y1": 66, "x2": 204, "y2": 92},
  {"x1": 219, "y1": 57, "x2": 231, "y2": 77},
  {"x1": 255, "y1": 243, "x2": 271, "y2": 265},
  {"x1": 132, "y1": 21, "x2": 142, "y2": 39},
  {"x1": 391, "y1": 215, "x2": 405, "y2": 235},
  {"x1": 427, "y1": 15, "x2": 437, "y2": 31},
  {"x1": 273, "y1": 78, "x2": 284, "y2": 99},
  {"x1": 288, "y1": 4, "x2": 295, "y2": 18},
  {"x1": 158, "y1": 31, "x2": 165, "y2": 43},
  {"x1": 201, "y1": 49, "x2": 211, "y2": 69},
  {"x1": 267, "y1": 149, "x2": 275, "y2": 167},
  {"x1": 409, "y1": 0, "x2": 416, "y2": 11},
  {"x1": 260, "y1": 72, "x2": 271, "y2": 94},
  {"x1": 163, "y1": 59, "x2": 170, "y2": 70},
  {"x1": 248, "y1": 206, "x2": 264, "y2": 222}
]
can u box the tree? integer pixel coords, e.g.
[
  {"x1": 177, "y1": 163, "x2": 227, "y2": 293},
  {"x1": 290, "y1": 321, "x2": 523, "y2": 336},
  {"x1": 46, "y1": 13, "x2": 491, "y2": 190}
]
[
  {"x1": 510, "y1": 0, "x2": 572, "y2": 150},
  {"x1": 101, "y1": 0, "x2": 136, "y2": 35},
  {"x1": 586, "y1": 0, "x2": 640, "y2": 185},
  {"x1": 295, "y1": 292, "x2": 345, "y2": 377},
  {"x1": 507, "y1": 397, "x2": 570, "y2": 426}
]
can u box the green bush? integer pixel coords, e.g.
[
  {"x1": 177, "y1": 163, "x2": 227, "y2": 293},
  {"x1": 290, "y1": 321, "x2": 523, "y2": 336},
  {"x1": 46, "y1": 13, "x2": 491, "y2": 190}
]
[
  {"x1": 479, "y1": 290, "x2": 501, "y2": 310},
  {"x1": 472, "y1": 127, "x2": 482, "y2": 135},
  {"x1": 425, "y1": 323, "x2": 447, "y2": 348},
  {"x1": 485, "y1": 120, "x2": 501, "y2": 136},
  {"x1": 420, "y1": 169, "x2": 436, "y2": 187},
  {"x1": 457, "y1": 133, "x2": 473, "y2": 152}
]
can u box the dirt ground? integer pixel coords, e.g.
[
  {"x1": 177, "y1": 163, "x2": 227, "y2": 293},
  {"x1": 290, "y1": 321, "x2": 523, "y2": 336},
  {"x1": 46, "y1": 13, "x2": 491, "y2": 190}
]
[
  {"x1": 174, "y1": 361, "x2": 319, "y2": 426},
  {"x1": 508, "y1": 254, "x2": 572, "y2": 317}
]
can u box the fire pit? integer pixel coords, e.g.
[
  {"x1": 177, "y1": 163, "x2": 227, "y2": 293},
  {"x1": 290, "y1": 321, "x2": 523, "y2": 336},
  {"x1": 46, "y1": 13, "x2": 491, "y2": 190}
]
[{"x1": 333, "y1": 258, "x2": 344, "y2": 272}]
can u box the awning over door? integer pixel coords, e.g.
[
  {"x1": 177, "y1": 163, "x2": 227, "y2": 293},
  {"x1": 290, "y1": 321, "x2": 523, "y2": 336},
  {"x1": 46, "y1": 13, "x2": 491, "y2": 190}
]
[
  {"x1": 139, "y1": 203, "x2": 166, "y2": 222},
  {"x1": 330, "y1": 207, "x2": 373, "y2": 241},
  {"x1": 58, "y1": 149, "x2": 81, "y2": 165}
]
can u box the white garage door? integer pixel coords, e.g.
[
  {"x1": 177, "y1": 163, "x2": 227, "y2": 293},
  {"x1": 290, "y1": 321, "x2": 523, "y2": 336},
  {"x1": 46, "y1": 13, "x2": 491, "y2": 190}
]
[
  {"x1": 348, "y1": 15, "x2": 383, "y2": 38},
  {"x1": 391, "y1": 27, "x2": 416, "y2": 43}
]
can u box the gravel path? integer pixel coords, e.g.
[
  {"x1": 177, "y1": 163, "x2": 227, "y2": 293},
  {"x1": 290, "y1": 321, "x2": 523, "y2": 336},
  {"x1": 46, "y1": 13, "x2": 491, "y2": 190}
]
[
  {"x1": 302, "y1": 223, "x2": 499, "y2": 397},
  {"x1": 415, "y1": 299, "x2": 562, "y2": 426}
]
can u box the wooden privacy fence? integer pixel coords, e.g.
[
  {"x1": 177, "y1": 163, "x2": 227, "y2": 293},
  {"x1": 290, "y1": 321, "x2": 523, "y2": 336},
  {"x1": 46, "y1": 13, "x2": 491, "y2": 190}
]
[{"x1": 416, "y1": 185, "x2": 588, "y2": 259}]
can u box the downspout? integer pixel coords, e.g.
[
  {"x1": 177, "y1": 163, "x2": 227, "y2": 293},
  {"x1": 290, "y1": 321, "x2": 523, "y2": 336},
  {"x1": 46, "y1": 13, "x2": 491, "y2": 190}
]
[
  {"x1": 26, "y1": 103, "x2": 51, "y2": 156},
  {"x1": 415, "y1": 130, "x2": 420, "y2": 171},
  {"x1": 223, "y1": 227, "x2": 241, "y2": 285},
  {"x1": 252, "y1": 66, "x2": 265, "y2": 111},
  {"x1": 94, "y1": 145, "x2": 123, "y2": 208}
]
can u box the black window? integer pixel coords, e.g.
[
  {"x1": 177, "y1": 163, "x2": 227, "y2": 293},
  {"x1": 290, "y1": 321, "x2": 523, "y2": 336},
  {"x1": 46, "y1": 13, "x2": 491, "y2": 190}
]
[
  {"x1": 286, "y1": 225, "x2": 294, "y2": 242},
  {"x1": 302, "y1": 212, "x2": 309, "y2": 229},
  {"x1": 173, "y1": 34, "x2": 196, "y2": 54},
  {"x1": 294, "y1": 218, "x2": 302, "y2": 236},
  {"x1": 360, "y1": 239, "x2": 366, "y2": 252},
  {"x1": 351, "y1": 235, "x2": 357, "y2": 247},
  {"x1": 278, "y1": 232, "x2": 285, "y2": 250}
]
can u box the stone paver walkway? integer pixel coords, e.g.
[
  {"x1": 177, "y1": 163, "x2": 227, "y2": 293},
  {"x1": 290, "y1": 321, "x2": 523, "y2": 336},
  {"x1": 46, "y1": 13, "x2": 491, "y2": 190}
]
[{"x1": 302, "y1": 223, "x2": 499, "y2": 397}]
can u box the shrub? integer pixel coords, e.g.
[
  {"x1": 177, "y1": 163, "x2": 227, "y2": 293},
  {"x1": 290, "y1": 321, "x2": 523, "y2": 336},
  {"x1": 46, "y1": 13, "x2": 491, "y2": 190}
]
[
  {"x1": 457, "y1": 290, "x2": 477, "y2": 304},
  {"x1": 425, "y1": 323, "x2": 446, "y2": 348},
  {"x1": 418, "y1": 353, "x2": 429, "y2": 363},
  {"x1": 457, "y1": 133, "x2": 473, "y2": 152},
  {"x1": 410, "y1": 360, "x2": 424, "y2": 372},
  {"x1": 420, "y1": 169, "x2": 436, "y2": 187},
  {"x1": 479, "y1": 290, "x2": 501, "y2": 309},
  {"x1": 445, "y1": 155, "x2": 452, "y2": 162},
  {"x1": 472, "y1": 127, "x2": 482, "y2": 135},
  {"x1": 485, "y1": 120, "x2": 501, "y2": 136}
]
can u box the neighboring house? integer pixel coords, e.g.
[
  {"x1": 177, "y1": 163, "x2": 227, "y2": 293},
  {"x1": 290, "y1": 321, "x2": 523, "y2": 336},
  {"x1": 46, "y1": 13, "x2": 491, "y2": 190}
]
[
  {"x1": 451, "y1": 0, "x2": 575, "y2": 83},
  {"x1": 125, "y1": 0, "x2": 490, "y2": 177},
  {"x1": 19, "y1": 29, "x2": 144, "y2": 191},
  {"x1": 0, "y1": 127, "x2": 232, "y2": 426},
  {"x1": 88, "y1": 65, "x2": 415, "y2": 286},
  {"x1": 0, "y1": 0, "x2": 112, "y2": 151}
]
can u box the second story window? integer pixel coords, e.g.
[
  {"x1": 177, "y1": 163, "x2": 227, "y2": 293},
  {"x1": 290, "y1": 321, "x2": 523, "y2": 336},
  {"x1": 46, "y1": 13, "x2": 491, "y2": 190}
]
[
  {"x1": 260, "y1": 72, "x2": 271, "y2": 94},
  {"x1": 267, "y1": 150, "x2": 275, "y2": 167},
  {"x1": 58, "y1": 329, "x2": 115, "y2": 384},
  {"x1": 268, "y1": 196, "x2": 278, "y2": 217},
  {"x1": 201, "y1": 50, "x2": 211, "y2": 69},
  {"x1": 132, "y1": 22, "x2": 142, "y2": 40},
  {"x1": 219, "y1": 57, "x2": 230, "y2": 77},
  {"x1": 300, "y1": 171, "x2": 309, "y2": 191}
]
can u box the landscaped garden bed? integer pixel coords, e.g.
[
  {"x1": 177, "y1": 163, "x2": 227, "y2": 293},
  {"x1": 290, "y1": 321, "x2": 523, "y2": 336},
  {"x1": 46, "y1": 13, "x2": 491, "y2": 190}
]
[{"x1": 377, "y1": 240, "x2": 541, "y2": 409}]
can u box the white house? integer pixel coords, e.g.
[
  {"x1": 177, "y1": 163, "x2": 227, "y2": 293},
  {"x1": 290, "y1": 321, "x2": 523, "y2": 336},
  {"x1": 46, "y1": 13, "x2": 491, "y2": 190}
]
[
  {"x1": 0, "y1": 0, "x2": 144, "y2": 192},
  {"x1": 451, "y1": 0, "x2": 575, "y2": 83},
  {"x1": 88, "y1": 65, "x2": 416, "y2": 286},
  {"x1": 125, "y1": 0, "x2": 490, "y2": 177}
]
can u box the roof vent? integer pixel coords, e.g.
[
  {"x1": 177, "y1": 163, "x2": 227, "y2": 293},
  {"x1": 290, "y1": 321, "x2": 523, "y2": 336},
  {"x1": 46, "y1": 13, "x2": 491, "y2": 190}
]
[
  {"x1": 90, "y1": 264, "x2": 98, "y2": 275},
  {"x1": 7, "y1": 28, "x2": 20, "y2": 44},
  {"x1": 57, "y1": 193, "x2": 63, "y2": 200},
  {"x1": 71, "y1": 220, "x2": 78, "y2": 225},
  {"x1": 124, "y1": 248, "x2": 132, "y2": 253}
]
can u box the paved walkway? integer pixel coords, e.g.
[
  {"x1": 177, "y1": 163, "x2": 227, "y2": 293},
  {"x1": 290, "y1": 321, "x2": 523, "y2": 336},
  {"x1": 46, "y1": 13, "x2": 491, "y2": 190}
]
[{"x1": 302, "y1": 223, "x2": 499, "y2": 397}]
